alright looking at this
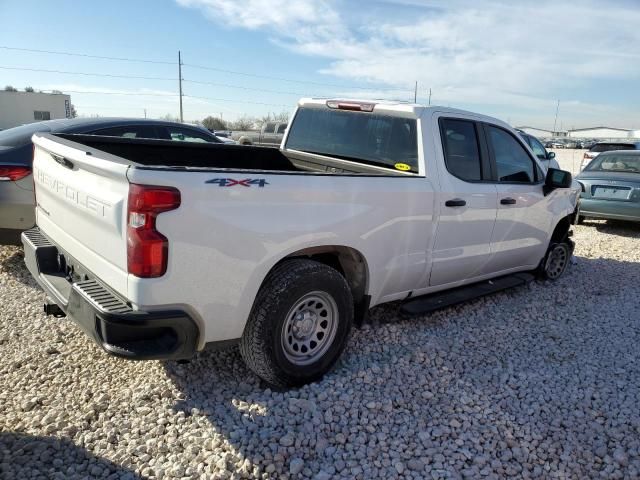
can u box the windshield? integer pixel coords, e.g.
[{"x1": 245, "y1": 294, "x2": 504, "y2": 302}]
[
  {"x1": 590, "y1": 143, "x2": 635, "y2": 153},
  {"x1": 585, "y1": 154, "x2": 640, "y2": 173},
  {"x1": 0, "y1": 122, "x2": 53, "y2": 148},
  {"x1": 285, "y1": 107, "x2": 419, "y2": 173}
]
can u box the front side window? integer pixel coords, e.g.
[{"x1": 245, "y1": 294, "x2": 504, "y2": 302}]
[
  {"x1": 286, "y1": 107, "x2": 418, "y2": 172},
  {"x1": 487, "y1": 126, "x2": 536, "y2": 183},
  {"x1": 440, "y1": 118, "x2": 482, "y2": 182}
]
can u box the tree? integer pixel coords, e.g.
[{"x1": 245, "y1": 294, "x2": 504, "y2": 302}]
[
  {"x1": 228, "y1": 115, "x2": 256, "y2": 131},
  {"x1": 255, "y1": 110, "x2": 290, "y2": 127},
  {"x1": 201, "y1": 116, "x2": 227, "y2": 131},
  {"x1": 160, "y1": 113, "x2": 180, "y2": 123},
  {"x1": 51, "y1": 90, "x2": 63, "y2": 94},
  {"x1": 4, "y1": 86, "x2": 17, "y2": 92},
  {"x1": 70, "y1": 104, "x2": 78, "y2": 118},
  {"x1": 24, "y1": 86, "x2": 34, "y2": 93}
]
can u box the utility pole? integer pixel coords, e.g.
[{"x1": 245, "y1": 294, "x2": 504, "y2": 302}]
[
  {"x1": 552, "y1": 99, "x2": 560, "y2": 134},
  {"x1": 178, "y1": 50, "x2": 184, "y2": 123},
  {"x1": 414, "y1": 81, "x2": 418, "y2": 103},
  {"x1": 144, "y1": 109, "x2": 147, "y2": 119},
  {"x1": 428, "y1": 88, "x2": 432, "y2": 106}
]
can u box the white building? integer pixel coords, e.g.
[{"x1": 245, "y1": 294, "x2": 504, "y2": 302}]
[
  {"x1": 0, "y1": 90, "x2": 72, "y2": 130},
  {"x1": 567, "y1": 127, "x2": 634, "y2": 139},
  {"x1": 516, "y1": 126, "x2": 554, "y2": 138}
]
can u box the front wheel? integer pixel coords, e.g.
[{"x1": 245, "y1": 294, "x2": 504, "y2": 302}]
[
  {"x1": 240, "y1": 259, "x2": 353, "y2": 387},
  {"x1": 538, "y1": 242, "x2": 571, "y2": 281}
]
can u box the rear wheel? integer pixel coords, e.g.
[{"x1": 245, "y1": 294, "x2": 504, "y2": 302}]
[
  {"x1": 539, "y1": 242, "x2": 571, "y2": 281},
  {"x1": 240, "y1": 259, "x2": 353, "y2": 387}
]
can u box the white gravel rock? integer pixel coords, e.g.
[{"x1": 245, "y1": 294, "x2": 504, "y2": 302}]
[{"x1": 1, "y1": 220, "x2": 640, "y2": 478}]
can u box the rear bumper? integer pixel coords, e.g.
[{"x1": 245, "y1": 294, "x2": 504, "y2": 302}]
[
  {"x1": 579, "y1": 198, "x2": 640, "y2": 222},
  {"x1": 22, "y1": 227, "x2": 199, "y2": 360}
]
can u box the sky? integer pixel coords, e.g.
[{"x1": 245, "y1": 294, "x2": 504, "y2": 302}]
[{"x1": 1, "y1": 0, "x2": 639, "y2": 129}]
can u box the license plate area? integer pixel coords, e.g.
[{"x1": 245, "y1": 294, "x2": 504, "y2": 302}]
[{"x1": 592, "y1": 186, "x2": 631, "y2": 200}]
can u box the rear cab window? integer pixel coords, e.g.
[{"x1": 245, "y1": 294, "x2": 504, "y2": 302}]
[{"x1": 285, "y1": 106, "x2": 419, "y2": 173}]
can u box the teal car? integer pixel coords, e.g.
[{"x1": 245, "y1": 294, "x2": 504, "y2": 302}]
[{"x1": 576, "y1": 150, "x2": 640, "y2": 223}]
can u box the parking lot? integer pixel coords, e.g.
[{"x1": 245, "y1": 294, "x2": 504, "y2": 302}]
[{"x1": 1, "y1": 214, "x2": 639, "y2": 479}]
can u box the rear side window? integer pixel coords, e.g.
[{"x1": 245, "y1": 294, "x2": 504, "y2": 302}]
[
  {"x1": 286, "y1": 107, "x2": 418, "y2": 172},
  {"x1": 164, "y1": 126, "x2": 216, "y2": 143},
  {"x1": 591, "y1": 143, "x2": 635, "y2": 153},
  {"x1": 487, "y1": 126, "x2": 536, "y2": 183},
  {"x1": 276, "y1": 124, "x2": 287, "y2": 134},
  {"x1": 439, "y1": 119, "x2": 482, "y2": 181},
  {"x1": 90, "y1": 125, "x2": 158, "y2": 139}
]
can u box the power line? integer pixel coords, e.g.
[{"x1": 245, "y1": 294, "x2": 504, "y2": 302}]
[
  {"x1": 36, "y1": 88, "x2": 292, "y2": 107},
  {"x1": 184, "y1": 79, "x2": 311, "y2": 97},
  {"x1": 186, "y1": 94, "x2": 291, "y2": 108},
  {"x1": 40, "y1": 89, "x2": 177, "y2": 97},
  {"x1": 2, "y1": 65, "x2": 409, "y2": 99},
  {"x1": 0, "y1": 66, "x2": 175, "y2": 81},
  {"x1": 0, "y1": 46, "x2": 174, "y2": 65},
  {"x1": 183, "y1": 63, "x2": 411, "y2": 92},
  {"x1": 1, "y1": 44, "x2": 412, "y2": 94}
]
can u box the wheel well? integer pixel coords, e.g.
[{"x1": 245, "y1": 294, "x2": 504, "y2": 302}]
[
  {"x1": 280, "y1": 246, "x2": 368, "y2": 302},
  {"x1": 269, "y1": 246, "x2": 369, "y2": 325},
  {"x1": 551, "y1": 215, "x2": 572, "y2": 243}
]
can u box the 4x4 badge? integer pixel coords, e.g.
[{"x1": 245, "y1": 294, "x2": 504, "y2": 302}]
[{"x1": 206, "y1": 178, "x2": 269, "y2": 187}]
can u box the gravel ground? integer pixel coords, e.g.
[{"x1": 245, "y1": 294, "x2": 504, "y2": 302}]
[{"x1": 1, "y1": 220, "x2": 640, "y2": 479}]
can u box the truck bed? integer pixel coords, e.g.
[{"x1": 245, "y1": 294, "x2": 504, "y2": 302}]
[
  {"x1": 55, "y1": 133, "x2": 298, "y2": 171},
  {"x1": 53, "y1": 134, "x2": 400, "y2": 175}
]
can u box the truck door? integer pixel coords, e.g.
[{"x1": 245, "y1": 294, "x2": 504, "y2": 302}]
[
  {"x1": 483, "y1": 124, "x2": 550, "y2": 272},
  {"x1": 430, "y1": 116, "x2": 498, "y2": 286}
]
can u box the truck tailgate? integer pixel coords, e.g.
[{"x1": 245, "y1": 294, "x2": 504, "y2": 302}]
[{"x1": 32, "y1": 133, "x2": 130, "y2": 296}]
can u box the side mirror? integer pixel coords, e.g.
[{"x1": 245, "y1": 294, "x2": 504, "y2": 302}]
[
  {"x1": 547, "y1": 151, "x2": 556, "y2": 159},
  {"x1": 544, "y1": 168, "x2": 572, "y2": 195}
]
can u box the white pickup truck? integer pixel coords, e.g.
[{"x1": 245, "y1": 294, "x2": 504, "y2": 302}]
[{"x1": 24, "y1": 98, "x2": 579, "y2": 387}]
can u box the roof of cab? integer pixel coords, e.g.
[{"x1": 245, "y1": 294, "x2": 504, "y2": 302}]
[{"x1": 296, "y1": 97, "x2": 510, "y2": 127}]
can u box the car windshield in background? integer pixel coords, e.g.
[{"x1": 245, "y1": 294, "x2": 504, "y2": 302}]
[
  {"x1": 586, "y1": 154, "x2": 640, "y2": 173},
  {"x1": 590, "y1": 143, "x2": 635, "y2": 153},
  {"x1": 285, "y1": 107, "x2": 419, "y2": 173},
  {"x1": 0, "y1": 122, "x2": 52, "y2": 148}
]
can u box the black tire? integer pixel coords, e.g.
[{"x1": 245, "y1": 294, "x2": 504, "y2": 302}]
[
  {"x1": 577, "y1": 215, "x2": 585, "y2": 225},
  {"x1": 537, "y1": 242, "x2": 571, "y2": 281},
  {"x1": 239, "y1": 259, "x2": 353, "y2": 388}
]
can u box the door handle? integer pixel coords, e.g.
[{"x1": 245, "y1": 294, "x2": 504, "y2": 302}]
[
  {"x1": 445, "y1": 198, "x2": 466, "y2": 207},
  {"x1": 500, "y1": 197, "x2": 517, "y2": 205}
]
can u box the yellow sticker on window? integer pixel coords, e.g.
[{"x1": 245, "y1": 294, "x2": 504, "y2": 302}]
[{"x1": 394, "y1": 163, "x2": 411, "y2": 171}]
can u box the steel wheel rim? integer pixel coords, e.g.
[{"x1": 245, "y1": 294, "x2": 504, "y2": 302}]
[
  {"x1": 281, "y1": 291, "x2": 339, "y2": 366},
  {"x1": 545, "y1": 244, "x2": 569, "y2": 279}
]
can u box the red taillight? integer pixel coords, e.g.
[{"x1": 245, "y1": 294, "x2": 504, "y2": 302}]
[
  {"x1": 0, "y1": 166, "x2": 31, "y2": 181},
  {"x1": 326, "y1": 100, "x2": 375, "y2": 112},
  {"x1": 127, "y1": 184, "x2": 181, "y2": 278}
]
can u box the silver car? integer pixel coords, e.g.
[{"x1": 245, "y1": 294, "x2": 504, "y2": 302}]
[{"x1": 0, "y1": 118, "x2": 225, "y2": 244}]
